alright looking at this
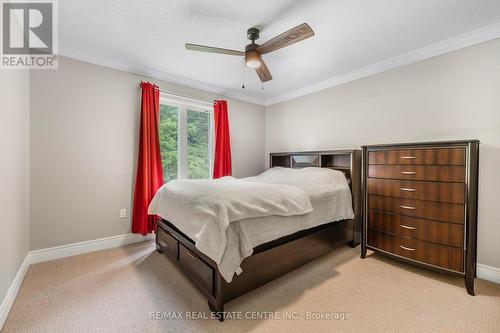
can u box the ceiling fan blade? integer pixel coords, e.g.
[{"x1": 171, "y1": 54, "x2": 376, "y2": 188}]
[
  {"x1": 255, "y1": 57, "x2": 272, "y2": 82},
  {"x1": 257, "y1": 23, "x2": 314, "y2": 54},
  {"x1": 185, "y1": 43, "x2": 245, "y2": 56}
]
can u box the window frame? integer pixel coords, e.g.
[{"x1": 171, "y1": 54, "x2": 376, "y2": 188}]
[{"x1": 159, "y1": 93, "x2": 214, "y2": 180}]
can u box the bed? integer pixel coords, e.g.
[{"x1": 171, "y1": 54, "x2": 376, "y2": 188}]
[{"x1": 150, "y1": 149, "x2": 362, "y2": 321}]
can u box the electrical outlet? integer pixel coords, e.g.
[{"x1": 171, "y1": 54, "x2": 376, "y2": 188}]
[{"x1": 120, "y1": 208, "x2": 127, "y2": 219}]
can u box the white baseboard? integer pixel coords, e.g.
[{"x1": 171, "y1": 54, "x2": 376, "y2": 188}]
[
  {"x1": 29, "y1": 233, "x2": 155, "y2": 264},
  {"x1": 0, "y1": 233, "x2": 154, "y2": 330},
  {"x1": 477, "y1": 264, "x2": 500, "y2": 284},
  {"x1": 0, "y1": 255, "x2": 30, "y2": 331}
]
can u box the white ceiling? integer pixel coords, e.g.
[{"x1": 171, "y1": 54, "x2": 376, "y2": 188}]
[{"x1": 59, "y1": 0, "x2": 500, "y2": 105}]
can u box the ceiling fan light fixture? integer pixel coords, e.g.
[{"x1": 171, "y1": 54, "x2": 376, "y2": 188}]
[
  {"x1": 185, "y1": 23, "x2": 314, "y2": 83},
  {"x1": 245, "y1": 51, "x2": 261, "y2": 68}
]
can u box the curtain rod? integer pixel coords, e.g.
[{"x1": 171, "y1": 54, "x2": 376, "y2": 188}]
[{"x1": 139, "y1": 83, "x2": 215, "y2": 105}]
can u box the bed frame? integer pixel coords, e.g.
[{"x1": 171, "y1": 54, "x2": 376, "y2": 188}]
[{"x1": 155, "y1": 149, "x2": 362, "y2": 321}]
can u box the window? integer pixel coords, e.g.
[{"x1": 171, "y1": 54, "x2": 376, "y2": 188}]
[
  {"x1": 159, "y1": 94, "x2": 213, "y2": 182},
  {"x1": 187, "y1": 109, "x2": 211, "y2": 179},
  {"x1": 159, "y1": 104, "x2": 179, "y2": 181}
]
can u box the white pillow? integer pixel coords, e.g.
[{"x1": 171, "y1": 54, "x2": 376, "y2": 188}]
[{"x1": 246, "y1": 167, "x2": 350, "y2": 199}]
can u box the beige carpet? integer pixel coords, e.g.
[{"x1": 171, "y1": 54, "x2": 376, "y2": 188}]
[{"x1": 3, "y1": 241, "x2": 500, "y2": 333}]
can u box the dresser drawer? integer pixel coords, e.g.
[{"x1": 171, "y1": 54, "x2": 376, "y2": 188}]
[
  {"x1": 367, "y1": 229, "x2": 399, "y2": 253},
  {"x1": 179, "y1": 244, "x2": 214, "y2": 294},
  {"x1": 368, "y1": 210, "x2": 464, "y2": 248},
  {"x1": 399, "y1": 237, "x2": 464, "y2": 272},
  {"x1": 368, "y1": 195, "x2": 464, "y2": 224},
  {"x1": 367, "y1": 229, "x2": 464, "y2": 272},
  {"x1": 368, "y1": 148, "x2": 465, "y2": 165},
  {"x1": 368, "y1": 165, "x2": 465, "y2": 182},
  {"x1": 367, "y1": 178, "x2": 465, "y2": 203},
  {"x1": 157, "y1": 228, "x2": 179, "y2": 259}
]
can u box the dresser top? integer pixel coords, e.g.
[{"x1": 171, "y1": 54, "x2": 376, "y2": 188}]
[{"x1": 362, "y1": 139, "x2": 479, "y2": 149}]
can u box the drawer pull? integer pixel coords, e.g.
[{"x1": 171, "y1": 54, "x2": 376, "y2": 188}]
[
  {"x1": 401, "y1": 156, "x2": 416, "y2": 159},
  {"x1": 400, "y1": 187, "x2": 416, "y2": 192},
  {"x1": 400, "y1": 224, "x2": 416, "y2": 230},
  {"x1": 401, "y1": 171, "x2": 417, "y2": 175},
  {"x1": 400, "y1": 205, "x2": 416, "y2": 210},
  {"x1": 400, "y1": 245, "x2": 415, "y2": 251}
]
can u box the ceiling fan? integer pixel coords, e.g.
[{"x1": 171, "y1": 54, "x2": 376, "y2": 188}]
[{"x1": 185, "y1": 23, "x2": 314, "y2": 83}]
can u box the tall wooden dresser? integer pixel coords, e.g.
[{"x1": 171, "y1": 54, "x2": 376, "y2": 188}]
[{"x1": 360, "y1": 140, "x2": 479, "y2": 295}]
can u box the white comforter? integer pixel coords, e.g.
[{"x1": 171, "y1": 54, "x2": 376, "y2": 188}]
[{"x1": 148, "y1": 167, "x2": 354, "y2": 282}]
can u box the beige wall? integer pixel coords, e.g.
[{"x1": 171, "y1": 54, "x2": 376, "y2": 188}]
[
  {"x1": 30, "y1": 57, "x2": 265, "y2": 250},
  {"x1": 265, "y1": 38, "x2": 500, "y2": 269},
  {"x1": 0, "y1": 70, "x2": 30, "y2": 306}
]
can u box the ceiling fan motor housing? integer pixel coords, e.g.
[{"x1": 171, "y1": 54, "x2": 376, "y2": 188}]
[
  {"x1": 247, "y1": 27, "x2": 260, "y2": 42},
  {"x1": 245, "y1": 43, "x2": 258, "y2": 52}
]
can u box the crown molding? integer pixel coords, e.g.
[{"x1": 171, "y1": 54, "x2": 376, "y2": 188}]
[
  {"x1": 60, "y1": 22, "x2": 500, "y2": 108},
  {"x1": 59, "y1": 45, "x2": 265, "y2": 106},
  {"x1": 264, "y1": 22, "x2": 500, "y2": 106}
]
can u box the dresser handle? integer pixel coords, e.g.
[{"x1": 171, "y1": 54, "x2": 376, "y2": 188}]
[
  {"x1": 400, "y1": 205, "x2": 416, "y2": 210},
  {"x1": 401, "y1": 171, "x2": 416, "y2": 175},
  {"x1": 400, "y1": 187, "x2": 416, "y2": 192},
  {"x1": 401, "y1": 156, "x2": 416, "y2": 159},
  {"x1": 400, "y1": 245, "x2": 415, "y2": 251},
  {"x1": 400, "y1": 225, "x2": 416, "y2": 230}
]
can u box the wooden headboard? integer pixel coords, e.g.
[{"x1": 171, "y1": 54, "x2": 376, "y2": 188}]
[{"x1": 269, "y1": 149, "x2": 362, "y2": 244}]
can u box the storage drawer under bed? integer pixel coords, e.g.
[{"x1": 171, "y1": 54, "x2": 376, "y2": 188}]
[
  {"x1": 157, "y1": 223, "x2": 215, "y2": 295},
  {"x1": 179, "y1": 244, "x2": 214, "y2": 294},
  {"x1": 157, "y1": 227, "x2": 179, "y2": 260}
]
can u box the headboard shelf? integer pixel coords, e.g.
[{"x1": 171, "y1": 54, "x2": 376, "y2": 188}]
[
  {"x1": 270, "y1": 150, "x2": 359, "y2": 177},
  {"x1": 325, "y1": 166, "x2": 350, "y2": 170},
  {"x1": 269, "y1": 155, "x2": 291, "y2": 168}
]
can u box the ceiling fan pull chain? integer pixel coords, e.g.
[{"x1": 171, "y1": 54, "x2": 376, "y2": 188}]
[
  {"x1": 261, "y1": 66, "x2": 264, "y2": 91},
  {"x1": 241, "y1": 58, "x2": 245, "y2": 89}
]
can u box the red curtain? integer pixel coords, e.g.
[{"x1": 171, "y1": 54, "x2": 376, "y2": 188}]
[
  {"x1": 213, "y1": 100, "x2": 232, "y2": 178},
  {"x1": 132, "y1": 82, "x2": 163, "y2": 235}
]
